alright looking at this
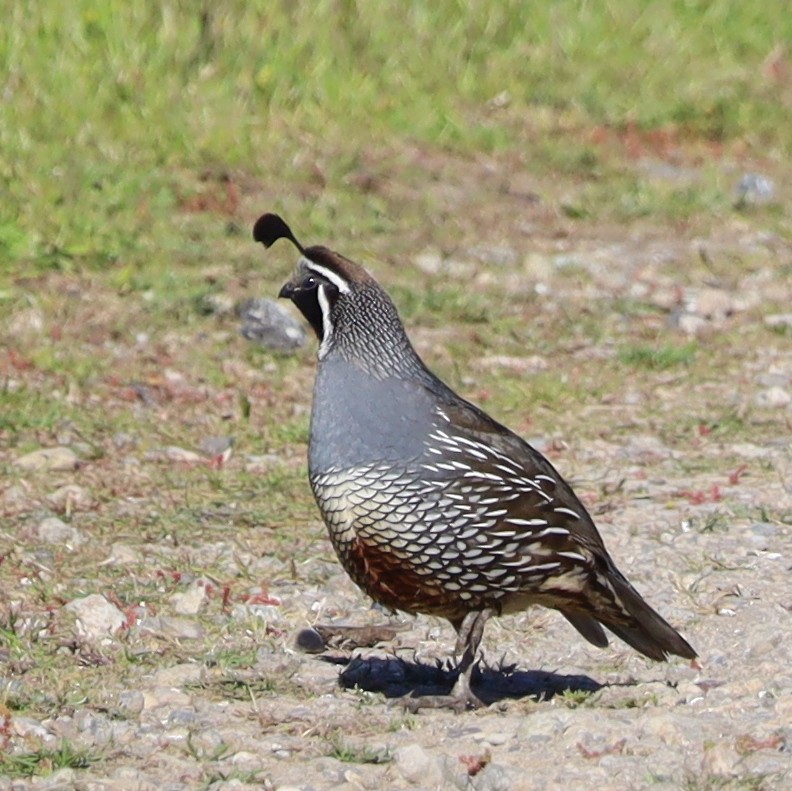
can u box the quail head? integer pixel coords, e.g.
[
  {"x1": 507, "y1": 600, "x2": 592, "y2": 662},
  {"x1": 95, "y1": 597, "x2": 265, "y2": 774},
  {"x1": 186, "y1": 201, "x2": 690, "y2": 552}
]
[{"x1": 254, "y1": 212, "x2": 696, "y2": 710}]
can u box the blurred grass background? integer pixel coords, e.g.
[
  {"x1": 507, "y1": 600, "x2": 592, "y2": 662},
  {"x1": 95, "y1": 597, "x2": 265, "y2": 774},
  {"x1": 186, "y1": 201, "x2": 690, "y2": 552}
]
[{"x1": 1, "y1": 0, "x2": 790, "y2": 278}]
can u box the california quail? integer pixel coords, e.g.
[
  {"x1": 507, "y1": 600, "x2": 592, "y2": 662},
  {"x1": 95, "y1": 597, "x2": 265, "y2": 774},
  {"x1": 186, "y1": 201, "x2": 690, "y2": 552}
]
[{"x1": 253, "y1": 213, "x2": 696, "y2": 710}]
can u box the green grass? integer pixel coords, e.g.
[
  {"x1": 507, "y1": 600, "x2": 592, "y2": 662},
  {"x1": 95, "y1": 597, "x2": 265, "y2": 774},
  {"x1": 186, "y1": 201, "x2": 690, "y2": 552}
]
[
  {"x1": 618, "y1": 341, "x2": 698, "y2": 370},
  {"x1": 2, "y1": 1, "x2": 792, "y2": 285},
  {"x1": 327, "y1": 733, "x2": 392, "y2": 765},
  {"x1": 0, "y1": 742, "x2": 100, "y2": 778}
]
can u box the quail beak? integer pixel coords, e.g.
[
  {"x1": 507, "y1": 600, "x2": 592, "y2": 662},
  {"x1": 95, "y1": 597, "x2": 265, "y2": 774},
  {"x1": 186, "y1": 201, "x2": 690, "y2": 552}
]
[{"x1": 278, "y1": 280, "x2": 297, "y2": 299}]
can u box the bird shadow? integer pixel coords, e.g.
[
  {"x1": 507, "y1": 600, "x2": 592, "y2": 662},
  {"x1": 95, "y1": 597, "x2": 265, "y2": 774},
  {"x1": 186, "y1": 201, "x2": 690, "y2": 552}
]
[{"x1": 323, "y1": 654, "x2": 603, "y2": 706}]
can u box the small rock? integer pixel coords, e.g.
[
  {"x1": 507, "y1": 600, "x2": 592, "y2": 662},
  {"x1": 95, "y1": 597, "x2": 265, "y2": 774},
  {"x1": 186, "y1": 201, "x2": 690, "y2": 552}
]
[
  {"x1": 169, "y1": 578, "x2": 210, "y2": 615},
  {"x1": 687, "y1": 288, "x2": 736, "y2": 320},
  {"x1": 618, "y1": 434, "x2": 672, "y2": 463},
  {"x1": 477, "y1": 355, "x2": 548, "y2": 374},
  {"x1": 149, "y1": 663, "x2": 203, "y2": 688},
  {"x1": 65, "y1": 594, "x2": 126, "y2": 641},
  {"x1": 675, "y1": 312, "x2": 708, "y2": 336},
  {"x1": 47, "y1": 484, "x2": 92, "y2": 513},
  {"x1": 231, "y1": 603, "x2": 280, "y2": 623},
  {"x1": 245, "y1": 453, "x2": 282, "y2": 473},
  {"x1": 12, "y1": 715, "x2": 57, "y2": 745},
  {"x1": 13, "y1": 447, "x2": 79, "y2": 472},
  {"x1": 765, "y1": 313, "x2": 792, "y2": 330},
  {"x1": 469, "y1": 244, "x2": 518, "y2": 267},
  {"x1": 472, "y1": 763, "x2": 525, "y2": 791},
  {"x1": 186, "y1": 728, "x2": 226, "y2": 759},
  {"x1": 112, "y1": 432, "x2": 138, "y2": 450},
  {"x1": 7, "y1": 307, "x2": 45, "y2": 337},
  {"x1": 36, "y1": 767, "x2": 77, "y2": 789},
  {"x1": 701, "y1": 741, "x2": 741, "y2": 777},
  {"x1": 145, "y1": 446, "x2": 205, "y2": 464},
  {"x1": 395, "y1": 743, "x2": 442, "y2": 786},
  {"x1": 117, "y1": 690, "x2": 145, "y2": 715},
  {"x1": 1, "y1": 484, "x2": 31, "y2": 512},
  {"x1": 735, "y1": 172, "x2": 775, "y2": 206},
  {"x1": 141, "y1": 687, "x2": 192, "y2": 710},
  {"x1": 231, "y1": 750, "x2": 263, "y2": 770},
  {"x1": 474, "y1": 731, "x2": 510, "y2": 746},
  {"x1": 414, "y1": 250, "x2": 476, "y2": 277},
  {"x1": 238, "y1": 297, "x2": 306, "y2": 351},
  {"x1": 101, "y1": 543, "x2": 141, "y2": 565},
  {"x1": 136, "y1": 615, "x2": 204, "y2": 640},
  {"x1": 755, "y1": 386, "x2": 791, "y2": 408},
  {"x1": 199, "y1": 292, "x2": 236, "y2": 316},
  {"x1": 37, "y1": 516, "x2": 84, "y2": 548}
]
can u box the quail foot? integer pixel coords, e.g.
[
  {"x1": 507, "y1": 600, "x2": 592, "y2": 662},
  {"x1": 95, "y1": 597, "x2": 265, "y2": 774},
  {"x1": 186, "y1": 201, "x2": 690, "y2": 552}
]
[{"x1": 253, "y1": 213, "x2": 696, "y2": 711}]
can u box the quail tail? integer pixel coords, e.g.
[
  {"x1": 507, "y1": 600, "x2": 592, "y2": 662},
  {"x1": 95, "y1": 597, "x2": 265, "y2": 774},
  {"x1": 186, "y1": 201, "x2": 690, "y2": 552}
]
[{"x1": 601, "y1": 576, "x2": 697, "y2": 661}]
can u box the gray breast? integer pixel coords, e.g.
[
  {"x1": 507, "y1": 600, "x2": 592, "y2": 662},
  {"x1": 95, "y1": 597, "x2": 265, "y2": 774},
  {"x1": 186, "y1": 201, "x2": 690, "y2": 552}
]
[{"x1": 308, "y1": 355, "x2": 436, "y2": 474}]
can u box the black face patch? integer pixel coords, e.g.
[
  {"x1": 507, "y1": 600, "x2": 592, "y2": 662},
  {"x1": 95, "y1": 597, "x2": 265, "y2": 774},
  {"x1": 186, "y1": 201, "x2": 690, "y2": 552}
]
[{"x1": 284, "y1": 274, "x2": 339, "y2": 341}]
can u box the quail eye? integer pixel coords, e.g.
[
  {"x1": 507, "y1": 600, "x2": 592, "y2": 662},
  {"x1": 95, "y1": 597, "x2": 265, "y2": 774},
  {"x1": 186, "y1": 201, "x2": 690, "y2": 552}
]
[{"x1": 304, "y1": 276, "x2": 317, "y2": 289}]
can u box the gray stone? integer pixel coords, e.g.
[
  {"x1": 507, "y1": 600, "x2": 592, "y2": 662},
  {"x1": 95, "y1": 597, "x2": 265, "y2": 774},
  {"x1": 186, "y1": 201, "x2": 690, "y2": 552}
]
[
  {"x1": 145, "y1": 446, "x2": 205, "y2": 464},
  {"x1": 765, "y1": 313, "x2": 792, "y2": 330},
  {"x1": 136, "y1": 615, "x2": 204, "y2": 641},
  {"x1": 238, "y1": 297, "x2": 306, "y2": 351},
  {"x1": 149, "y1": 663, "x2": 203, "y2": 687},
  {"x1": 46, "y1": 483, "x2": 92, "y2": 512},
  {"x1": 35, "y1": 767, "x2": 77, "y2": 790},
  {"x1": 395, "y1": 743, "x2": 442, "y2": 786},
  {"x1": 169, "y1": 579, "x2": 209, "y2": 615},
  {"x1": 472, "y1": 763, "x2": 525, "y2": 791},
  {"x1": 735, "y1": 172, "x2": 775, "y2": 206},
  {"x1": 37, "y1": 516, "x2": 84, "y2": 547},
  {"x1": 755, "y1": 386, "x2": 791, "y2": 408},
  {"x1": 13, "y1": 446, "x2": 79, "y2": 472},
  {"x1": 117, "y1": 690, "x2": 145, "y2": 715},
  {"x1": 7, "y1": 307, "x2": 45, "y2": 337},
  {"x1": 700, "y1": 741, "x2": 741, "y2": 777},
  {"x1": 64, "y1": 594, "x2": 125, "y2": 641}
]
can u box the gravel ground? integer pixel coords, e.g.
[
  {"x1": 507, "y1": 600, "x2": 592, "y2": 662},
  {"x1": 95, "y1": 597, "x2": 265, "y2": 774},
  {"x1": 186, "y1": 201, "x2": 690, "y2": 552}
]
[{"x1": 2, "y1": 195, "x2": 792, "y2": 790}]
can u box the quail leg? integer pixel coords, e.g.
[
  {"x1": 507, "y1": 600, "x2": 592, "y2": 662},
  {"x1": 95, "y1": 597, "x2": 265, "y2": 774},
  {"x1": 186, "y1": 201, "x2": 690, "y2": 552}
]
[{"x1": 399, "y1": 610, "x2": 492, "y2": 712}]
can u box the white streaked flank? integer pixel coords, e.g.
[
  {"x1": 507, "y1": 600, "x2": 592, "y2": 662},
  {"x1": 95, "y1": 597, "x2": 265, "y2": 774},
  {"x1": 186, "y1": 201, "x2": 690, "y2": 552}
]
[{"x1": 554, "y1": 506, "x2": 582, "y2": 519}]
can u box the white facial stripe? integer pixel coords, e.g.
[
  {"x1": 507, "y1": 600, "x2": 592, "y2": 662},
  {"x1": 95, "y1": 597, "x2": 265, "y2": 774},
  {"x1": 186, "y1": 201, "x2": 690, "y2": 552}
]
[
  {"x1": 301, "y1": 258, "x2": 351, "y2": 294},
  {"x1": 317, "y1": 284, "x2": 333, "y2": 359}
]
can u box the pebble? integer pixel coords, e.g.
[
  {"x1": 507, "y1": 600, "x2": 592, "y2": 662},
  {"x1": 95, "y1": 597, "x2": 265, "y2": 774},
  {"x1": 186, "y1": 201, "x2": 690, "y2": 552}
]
[
  {"x1": 13, "y1": 446, "x2": 79, "y2": 472},
  {"x1": 700, "y1": 741, "x2": 741, "y2": 777},
  {"x1": 148, "y1": 663, "x2": 203, "y2": 688},
  {"x1": 7, "y1": 306, "x2": 45, "y2": 337},
  {"x1": 46, "y1": 483, "x2": 92, "y2": 513},
  {"x1": 37, "y1": 516, "x2": 84, "y2": 548},
  {"x1": 675, "y1": 312, "x2": 708, "y2": 336},
  {"x1": 64, "y1": 594, "x2": 126, "y2": 641},
  {"x1": 238, "y1": 297, "x2": 306, "y2": 351},
  {"x1": 765, "y1": 313, "x2": 792, "y2": 330},
  {"x1": 117, "y1": 690, "x2": 145, "y2": 715},
  {"x1": 735, "y1": 172, "x2": 775, "y2": 206},
  {"x1": 145, "y1": 446, "x2": 205, "y2": 464},
  {"x1": 12, "y1": 716, "x2": 57, "y2": 746},
  {"x1": 244, "y1": 453, "x2": 282, "y2": 473},
  {"x1": 476, "y1": 355, "x2": 548, "y2": 374},
  {"x1": 414, "y1": 250, "x2": 475, "y2": 277},
  {"x1": 169, "y1": 579, "x2": 210, "y2": 615},
  {"x1": 755, "y1": 386, "x2": 791, "y2": 408},
  {"x1": 100, "y1": 543, "x2": 142, "y2": 566},
  {"x1": 136, "y1": 615, "x2": 204, "y2": 641},
  {"x1": 394, "y1": 743, "x2": 442, "y2": 786},
  {"x1": 469, "y1": 245, "x2": 518, "y2": 267},
  {"x1": 688, "y1": 288, "x2": 736, "y2": 320}
]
